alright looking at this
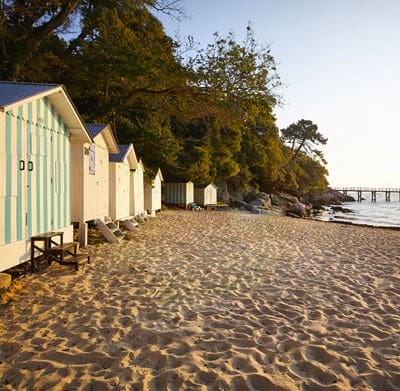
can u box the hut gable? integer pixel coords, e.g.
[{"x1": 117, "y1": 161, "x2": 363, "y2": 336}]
[
  {"x1": 109, "y1": 144, "x2": 138, "y2": 169},
  {"x1": 0, "y1": 82, "x2": 91, "y2": 142},
  {"x1": 86, "y1": 123, "x2": 119, "y2": 153}
]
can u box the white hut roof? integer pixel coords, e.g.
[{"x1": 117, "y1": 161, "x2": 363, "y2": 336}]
[{"x1": 0, "y1": 81, "x2": 91, "y2": 142}]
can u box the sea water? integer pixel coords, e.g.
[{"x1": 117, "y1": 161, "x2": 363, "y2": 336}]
[{"x1": 317, "y1": 192, "x2": 400, "y2": 228}]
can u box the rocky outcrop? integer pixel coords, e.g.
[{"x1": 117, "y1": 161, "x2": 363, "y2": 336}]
[
  {"x1": 245, "y1": 196, "x2": 273, "y2": 214},
  {"x1": 331, "y1": 206, "x2": 354, "y2": 213},
  {"x1": 302, "y1": 188, "x2": 355, "y2": 209},
  {"x1": 285, "y1": 203, "x2": 313, "y2": 218},
  {"x1": 218, "y1": 186, "x2": 352, "y2": 220},
  {"x1": 234, "y1": 191, "x2": 313, "y2": 218}
]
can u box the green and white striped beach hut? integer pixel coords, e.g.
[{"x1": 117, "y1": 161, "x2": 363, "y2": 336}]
[
  {"x1": 0, "y1": 82, "x2": 91, "y2": 272},
  {"x1": 163, "y1": 181, "x2": 194, "y2": 207}
]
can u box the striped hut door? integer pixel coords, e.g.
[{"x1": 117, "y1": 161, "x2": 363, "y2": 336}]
[{"x1": 25, "y1": 107, "x2": 34, "y2": 237}]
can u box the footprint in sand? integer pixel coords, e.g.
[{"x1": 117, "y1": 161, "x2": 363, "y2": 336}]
[{"x1": 290, "y1": 360, "x2": 338, "y2": 385}]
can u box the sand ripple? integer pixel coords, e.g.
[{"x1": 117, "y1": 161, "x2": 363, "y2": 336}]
[{"x1": 1, "y1": 210, "x2": 400, "y2": 390}]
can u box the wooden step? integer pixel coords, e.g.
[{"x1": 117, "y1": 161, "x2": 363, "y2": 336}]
[
  {"x1": 59, "y1": 253, "x2": 91, "y2": 271},
  {"x1": 46, "y1": 242, "x2": 79, "y2": 255}
]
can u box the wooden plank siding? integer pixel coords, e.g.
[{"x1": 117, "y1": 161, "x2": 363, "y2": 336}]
[
  {"x1": 163, "y1": 182, "x2": 194, "y2": 207},
  {"x1": 1, "y1": 97, "x2": 73, "y2": 271}
]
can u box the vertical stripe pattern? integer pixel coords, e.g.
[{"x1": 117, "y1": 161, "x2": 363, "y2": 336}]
[
  {"x1": 1, "y1": 97, "x2": 72, "y2": 245},
  {"x1": 26, "y1": 102, "x2": 32, "y2": 237},
  {"x1": 164, "y1": 182, "x2": 194, "y2": 206},
  {"x1": 4, "y1": 112, "x2": 12, "y2": 243}
]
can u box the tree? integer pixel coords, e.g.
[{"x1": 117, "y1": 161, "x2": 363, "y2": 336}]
[
  {"x1": 281, "y1": 119, "x2": 328, "y2": 164},
  {"x1": 176, "y1": 26, "x2": 282, "y2": 187},
  {"x1": 0, "y1": 0, "x2": 184, "y2": 79}
]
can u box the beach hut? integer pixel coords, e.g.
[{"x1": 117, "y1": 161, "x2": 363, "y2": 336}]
[
  {"x1": 71, "y1": 123, "x2": 119, "y2": 245},
  {"x1": 109, "y1": 144, "x2": 139, "y2": 222},
  {"x1": 144, "y1": 168, "x2": 164, "y2": 217},
  {"x1": 163, "y1": 181, "x2": 194, "y2": 207},
  {"x1": 131, "y1": 158, "x2": 145, "y2": 218},
  {"x1": 0, "y1": 81, "x2": 91, "y2": 271},
  {"x1": 194, "y1": 183, "x2": 218, "y2": 206}
]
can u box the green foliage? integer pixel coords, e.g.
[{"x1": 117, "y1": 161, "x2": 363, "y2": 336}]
[
  {"x1": 1, "y1": 1, "x2": 329, "y2": 197},
  {"x1": 281, "y1": 119, "x2": 328, "y2": 164}
]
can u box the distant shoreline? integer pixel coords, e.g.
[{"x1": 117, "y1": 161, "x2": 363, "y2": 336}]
[{"x1": 314, "y1": 216, "x2": 400, "y2": 231}]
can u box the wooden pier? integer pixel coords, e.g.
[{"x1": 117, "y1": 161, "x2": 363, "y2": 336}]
[{"x1": 333, "y1": 187, "x2": 400, "y2": 202}]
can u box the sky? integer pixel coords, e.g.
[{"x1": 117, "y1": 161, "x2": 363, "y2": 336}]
[{"x1": 158, "y1": 0, "x2": 400, "y2": 187}]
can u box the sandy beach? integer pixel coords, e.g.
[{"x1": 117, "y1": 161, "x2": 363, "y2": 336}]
[{"x1": 1, "y1": 210, "x2": 400, "y2": 390}]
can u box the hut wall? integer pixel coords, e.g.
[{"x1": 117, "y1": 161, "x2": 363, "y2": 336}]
[
  {"x1": 0, "y1": 97, "x2": 73, "y2": 271},
  {"x1": 164, "y1": 182, "x2": 194, "y2": 206},
  {"x1": 194, "y1": 184, "x2": 217, "y2": 206},
  {"x1": 205, "y1": 185, "x2": 217, "y2": 205},
  {"x1": 144, "y1": 172, "x2": 163, "y2": 215},
  {"x1": 109, "y1": 161, "x2": 130, "y2": 220},
  {"x1": 84, "y1": 134, "x2": 109, "y2": 221},
  {"x1": 194, "y1": 187, "x2": 205, "y2": 206},
  {"x1": 131, "y1": 163, "x2": 144, "y2": 216}
]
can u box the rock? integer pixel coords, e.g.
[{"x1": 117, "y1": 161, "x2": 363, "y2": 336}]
[
  {"x1": 246, "y1": 197, "x2": 272, "y2": 209},
  {"x1": 136, "y1": 215, "x2": 146, "y2": 224},
  {"x1": 0, "y1": 273, "x2": 11, "y2": 291},
  {"x1": 271, "y1": 193, "x2": 300, "y2": 207},
  {"x1": 285, "y1": 203, "x2": 312, "y2": 218},
  {"x1": 246, "y1": 205, "x2": 261, "y2": 213},
  {"x1": 304, "y1": 188, "x2": 356, "y2": 207},
  {"x1": 232, "y1": 200, "x2": 247, "y2": 209},
  {"x1": 331, "y1": 206, "x2": 354, "y2": 213}
]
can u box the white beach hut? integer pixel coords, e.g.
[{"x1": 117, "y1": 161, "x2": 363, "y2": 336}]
[
  {"x1": 109, "y1": 144, "x2": 139, "y2": 221},
  {"x1": 144, "y1": 168, "x2": 164, "y2": 217},
  {"x1": 163, "y1": 181, "x2": 194, "y2": 208},
  {"x1": 71, "y1": 123, "x2": 119, "y2": 245},
  {"x1": 131, "y1": 158, "x2": 145, "y2": 217},
  {"x1": 194, "y1": 183, "x2": 218, "y2": 206},
  {"x1": 0, "y1": 82, "x2": 91, "y2": 272}
]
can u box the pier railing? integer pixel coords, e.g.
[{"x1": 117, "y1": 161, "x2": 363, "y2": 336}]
[{"x1": 332, "y1": 187, "x2": 400, "y2": 202}]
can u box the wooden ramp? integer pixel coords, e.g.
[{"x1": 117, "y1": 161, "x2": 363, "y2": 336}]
[
  {"x1": 119, "y1": 216, "x2": 139, "y2": 231},
  {"x1": 96, "y1": 218, "x2": 124, "y2": 243}
]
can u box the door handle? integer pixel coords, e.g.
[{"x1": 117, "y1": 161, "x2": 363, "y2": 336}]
[
  {"x1": 28, "y1": 161, "x2": 33, "y2": 171},
  {"x1": 19, "y1": 160, "x2": 25, "y2": 170}
]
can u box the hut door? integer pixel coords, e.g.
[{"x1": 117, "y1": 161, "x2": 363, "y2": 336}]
[{"x1": 96, "y1": 178, "x2": 107, "y2": 216}]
